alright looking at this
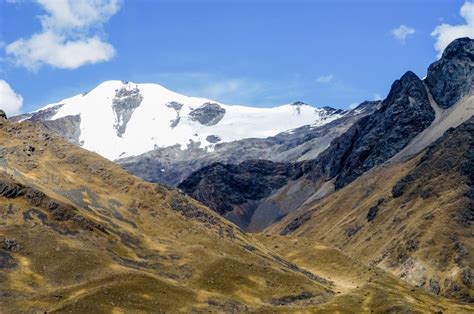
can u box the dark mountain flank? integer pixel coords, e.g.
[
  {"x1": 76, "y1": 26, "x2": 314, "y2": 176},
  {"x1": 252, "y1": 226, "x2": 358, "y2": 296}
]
[
  {"x1": 178, "y1": 38, "x2": 473, "y2": 233},
  {"x1": 178, "y1": 160, "x2": 302, "y2": 228},
  {"x1": 307, "y1": 70, "x2": 435, "y2": 189},
  {"x1": 179, "y1": 70, "x2": 436, "y2": 229},
  {"x1": 425, "y1": 37, "x2": 474, "y2": 109}
]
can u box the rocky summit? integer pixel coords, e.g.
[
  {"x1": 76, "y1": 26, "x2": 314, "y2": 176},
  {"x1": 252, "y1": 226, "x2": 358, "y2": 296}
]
[{"x1": 426, "y1": 37, "x2": 474, "y2": 109}]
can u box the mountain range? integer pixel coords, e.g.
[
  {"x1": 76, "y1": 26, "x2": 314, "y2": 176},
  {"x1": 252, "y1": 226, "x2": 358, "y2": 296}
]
[{"x1": 1, "y1": 37, "x2": 473, "y2": 312}]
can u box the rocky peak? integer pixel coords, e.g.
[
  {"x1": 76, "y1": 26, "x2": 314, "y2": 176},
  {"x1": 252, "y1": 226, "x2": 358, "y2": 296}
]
[
  {"x1": 308, "y1": 69, "x2": 434, "y2": 190},
  {"x1": 0, "y1": 110, "x2": 7, "y2": 119},
  {"x1": 381, "y1": 71, "x2": 425, "y2": 110},
  {"x1": 425, "y1": 37, "x2": 474, "y2": 109},
  {"x1": 438, "y1": 37, "x2": 473, "y2": 61}
]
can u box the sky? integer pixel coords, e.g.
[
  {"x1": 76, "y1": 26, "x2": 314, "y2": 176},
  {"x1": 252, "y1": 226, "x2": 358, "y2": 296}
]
[{"x1": 0, "y1": 0, "x2": 473, "y2": 115}]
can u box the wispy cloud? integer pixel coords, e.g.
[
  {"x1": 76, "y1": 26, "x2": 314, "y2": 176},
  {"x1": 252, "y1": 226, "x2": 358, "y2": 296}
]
[
  {"x1": 197, "y1": 79, "x2": 264, "y2": 103},
  {"x1": 349, "y1": 102, "x2": 359, "y2": 109},
  {"x1": 391, "y1": 25, "x2": 416, "y2": 43},
  {"x1": 5, "y1": 0, "x2": 121, "y2": 70},
  {"x1": 0, "y1": 80, "x2": 23, "y2": 115},
  {"x1": 150, "y1": 72, "x2": 266, "y2": 105},
  {"x1": 373, "y1": 93, "x2": 382, "y2": 101},
  {"x1": 316, "y1": 74, "x2": 335, "y2": 83},
  {"x1": 432, "y1": 1, "x2": 474, "y2": 57}
]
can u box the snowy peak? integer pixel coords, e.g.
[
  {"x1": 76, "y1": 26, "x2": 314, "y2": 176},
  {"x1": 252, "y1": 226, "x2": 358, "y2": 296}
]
[{"x1": 15, "y1": 80, "x2": 347, "y2": 160}]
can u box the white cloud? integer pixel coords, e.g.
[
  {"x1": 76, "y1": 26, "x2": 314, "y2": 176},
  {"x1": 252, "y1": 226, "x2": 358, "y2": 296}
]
[
  {"x1": 392, "y1": 25, "x2": 416, "y2": 42},
  {"x1": 432, "y1": 1, "x2": 474, "y2": 57},
  {"x1": 0, "y1": 80, "x2": 23, "y2": 116},
  {"x1": 316, "y1": 74, "x2": 335, "y2": 83},
  {"x1": 6, "y1": 31, "x2": 115, "y2": 70},
  {"x1": 37, "y1": 0, "x2": 120, "y2": 32},
  {"x1": 5, "y1": 0, "x2": 120, "y2": 70}
]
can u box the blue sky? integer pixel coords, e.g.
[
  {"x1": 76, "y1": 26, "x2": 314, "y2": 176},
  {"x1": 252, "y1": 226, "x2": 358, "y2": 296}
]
[{"x1": 0, "y1": 0, "x2": 473, "y2": 114}]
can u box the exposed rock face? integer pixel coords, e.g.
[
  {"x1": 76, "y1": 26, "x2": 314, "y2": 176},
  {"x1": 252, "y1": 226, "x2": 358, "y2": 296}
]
[
  {"x1": 189, "y1": 102, "x2": 226, "y2": 126},
  {"x1": 166, "y1": 101, "x2": 183, "y2": 128},
  {"x1": 0, "y1": 110, "x2": 7, "y2": 119},
  {"x1": 393, "y1": 116, "x2": 474, "y2": 226},
  {"x1": 112, "y1": 86, "x2": 143, "y2": 137},
  {"x1": 11, "y1": 106, "x2": 82, "y2": 146},
  {"x1": 41, "y1": 115, "x2": 82, "y2": 145},
  {"x1": 425, "y1": 37, "x2": 474, "y2": 109},
  {"x1": 119, "y1": 101, "x2": 378, "y2": 186},
  {"x1": 310, "y1": 71, "x2": 435, "y2": 189},
  {"x1": 387, "y1": 117, "x2": 474, "y2": 300},
  {"x1": 206, "y1": 135, "x2": 221, "y2": 143},
  {"x1": 178, "y1": 160, "x2": 300, "y2": 228},
  {"x1": 10, "y1": 104, "x2": 63, "y2": 123}
]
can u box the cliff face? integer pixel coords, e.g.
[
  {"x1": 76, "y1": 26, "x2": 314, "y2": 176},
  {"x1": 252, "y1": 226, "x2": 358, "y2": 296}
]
[{"x1": 426, "y1": 37, "x2": 474, "y2": 109}]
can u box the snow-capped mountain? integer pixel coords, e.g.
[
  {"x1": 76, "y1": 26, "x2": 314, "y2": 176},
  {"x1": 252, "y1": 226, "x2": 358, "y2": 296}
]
[{"x1": 15, "y1": 80, "x2": 345, "y2": 160}]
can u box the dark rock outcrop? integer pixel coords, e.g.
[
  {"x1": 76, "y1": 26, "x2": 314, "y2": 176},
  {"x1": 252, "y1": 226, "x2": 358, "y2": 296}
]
[
  {"x1": 0, "y1": 110, "x2": 6, "y2": 119},
  {"x1": 166, "y1": 101, "x2": 184, "y2": 128},
  {"x1": 189, "y1": 103, "x2": 226, "y2": 126},
  {"x1": 367, "y1": 198, "x2": 384, "y2": 222},
  {"x1": 1, "y1": 238, "x2": 20, "y2": 252},
  {"x1": 10, "y1": 104, "x2": 63, "y2": 123},
  {"x1": 178, "y1": 160, "x2": 299, "y2": 218},
  {"x1": 425, "y1": 37, "x2": 474, "y2": 109},
  {"x1": 41, "y1": 115, "x2": 81, "y2": 145},
  {"x1": 0, "y1": 181, "x2": 26, "y2": 198},
  {"x1": 112, "y1": 86, "x2": 144, "y2": 137},
  {"x1": 10, "y1": 105, "x2": 82, "y2": 145},
  {"x1": 310, "y1": 71, "x2": 435, "y2": 189},
  {"x1": 206, "y1": 135, "x2": 221, "y2": 143},
  {"x1": 391, "y1": 117, "x2": 474, "y2": 226}
]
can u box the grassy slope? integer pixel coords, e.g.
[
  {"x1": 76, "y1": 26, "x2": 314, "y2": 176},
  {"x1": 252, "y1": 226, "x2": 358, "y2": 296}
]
[
  {"x1": 0, "y1": 119, "x2": 332, "y2": 312},
  {"x1": 266, "y1": 118, "x2": 474, "y2": 308},
  {"x1": 1, "y1": 118, "x2": 471, "y2": 312}
]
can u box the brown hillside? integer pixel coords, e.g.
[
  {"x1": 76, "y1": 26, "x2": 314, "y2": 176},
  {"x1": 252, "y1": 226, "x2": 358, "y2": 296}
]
[
  {"x1": 268, "y1": 117, "x2": 474, "y2": 303},
  {"x1": 1, "y1": 117, "x2": 472, "y2": 312}
]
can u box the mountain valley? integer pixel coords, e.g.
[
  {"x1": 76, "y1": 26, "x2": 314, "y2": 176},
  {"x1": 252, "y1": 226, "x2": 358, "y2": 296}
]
[{"x1": 1, "y1": 37, "x2": 474, "y2": 313}]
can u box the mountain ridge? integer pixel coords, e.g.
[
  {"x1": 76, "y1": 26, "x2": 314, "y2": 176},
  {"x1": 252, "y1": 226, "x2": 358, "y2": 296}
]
[
  {"x1": 13, "y1": 80, "x2": 346, "y2": 160},
  {"x1": 178, "y1": 37, "x2": 474, "y2": 232}
]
